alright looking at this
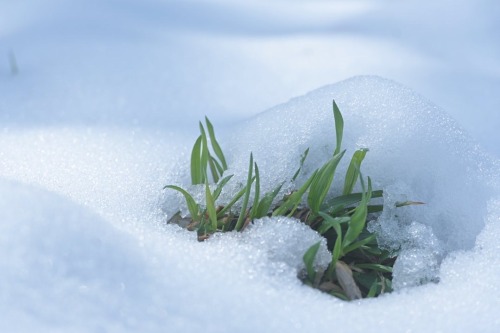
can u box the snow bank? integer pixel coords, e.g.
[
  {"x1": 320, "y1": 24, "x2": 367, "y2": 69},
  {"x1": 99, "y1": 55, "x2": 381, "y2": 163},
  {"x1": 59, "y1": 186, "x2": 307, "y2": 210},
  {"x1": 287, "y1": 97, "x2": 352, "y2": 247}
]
[
  {"x1": 0, "y1": 179, "x2": 150, "y2": 332},
  {"x1": 160, "y1": 76, "x2": 499, "y2": 331},
  {"x1": 228, "y1": 76, "x2": 497, "y2": 251},
  {"x1": 1, "y1": 76, "x2": 499, "y2": 332},
  {"x1": 1, "y1": 0, "x2": 499, "y2": 331},
  {"x1": 222, "y1": 75, "x2": 499, "y2": 290}
]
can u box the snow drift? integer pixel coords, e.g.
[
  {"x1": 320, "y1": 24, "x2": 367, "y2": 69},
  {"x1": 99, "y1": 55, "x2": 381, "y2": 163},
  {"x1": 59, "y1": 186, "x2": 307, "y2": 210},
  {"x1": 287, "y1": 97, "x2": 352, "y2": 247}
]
[{"x1": 3, "y1": 76, "x2": 498, "y2": 332}]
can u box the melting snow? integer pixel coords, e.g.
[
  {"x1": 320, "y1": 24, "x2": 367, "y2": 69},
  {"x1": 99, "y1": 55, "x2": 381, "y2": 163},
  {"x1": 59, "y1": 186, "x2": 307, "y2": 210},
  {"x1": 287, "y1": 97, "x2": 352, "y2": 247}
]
[{"x1": 1, "y1": 0, "x2": 499, "y2": 332}]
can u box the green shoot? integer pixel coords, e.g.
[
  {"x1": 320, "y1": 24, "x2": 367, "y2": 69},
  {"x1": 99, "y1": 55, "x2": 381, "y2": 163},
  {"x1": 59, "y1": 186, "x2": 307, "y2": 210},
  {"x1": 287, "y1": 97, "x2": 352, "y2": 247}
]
[
  {"x1": 271, "y1": 170, "x2": 318, "y2": 217},
  {"x1": 165, "y1": 99, "x2": 416, "y2": 301},
  {"x1": 291, "y1": 148, "x2": 310, "y2": 182},
  {"x1": 253, "y1": 183, "x2": 283, "y2": 219},
  {"x1": 303, "y1": 241, "x2": 321, "y2": 284},
  {"x1": 333, "y1": 100, "x2": 343, "y2": 156},
  {"x1": 190, "y1": 136, "x2": 204, "y2": 184},
  {"x1": 249, "y1": 163, "x2": 261, "y2": 219},
  {"x1": 213, "y1": 175, "x2": 233, "y2": 201},
  {"x1": 191, "y1": 118, "x2": 228, "y2": 185},
  {"x1": 205, "y1": 180, "x2": 218, "y2": 230},
  {"x1": 205, "y1": 116, "x2": 228, "y2": 170},
  {"x1": 307, "y1": 150, "x2": 346, "y2": 214},
  {"x1": 343, "y1": 148, "x2": 368, "y2": 195},
  {"x1": 163, "y1": 185, "x2": 200, "y2": 221},
  {"x1": 235, "y1": 153, "x2": 254, "y2": 231},
  {"x1": 343, "y1": 176, "x2": 372, "y2": 248}
]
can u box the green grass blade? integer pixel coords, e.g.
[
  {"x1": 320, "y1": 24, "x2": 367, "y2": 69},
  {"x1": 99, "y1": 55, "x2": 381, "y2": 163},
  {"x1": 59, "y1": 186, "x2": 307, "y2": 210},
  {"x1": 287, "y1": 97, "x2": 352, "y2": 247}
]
[
  {"x1": 343, "y1": 176, "x2": 372, "y2": 248},
  {"x1": 327, "y1": 190, "x2": 383, "y2": 215},
  {"x1": 213, "y1": 175, "x2": 233, "y2": 201},
  {"x1": 332, "y1": 232, "x2": 343, "y2": 266},
  {"x1": 205, "y1": 116, "x2": 228, "y2": 170},
  {"x1": 343, "y1": 148, "x2": 368, "y2": 195},
  {"x1": 303, "y1": 241, "x2": 321, "y2": 283},
  {"x1": 342, "y1": 234, "x2": 376, "y2": 254},
  {"x1": 235, "y1": 153, "x2": 254, "y2": 231},
  {"x1": 272, "y1": 170, "x2": 318, "y2": 217},
  {"x1": 217, "y1": 183, "x2": 249, "y2": 217},
  {"x1": 384, "y1": 278, "x2": 393, "y2": 292},
  {"x1": 365, "y1": 177, "x2": 373, "y2": 201},
  {"x1": 250, "y1": 162, "x2": 261, "y2": 219},
  {"x1": 395, "y1": 201, "x2": 425, "y2": 207},
  {"x1": 307, "y1": 150, "x2": 346, "y2": 214},
  {"x1": 327, "y1": 190, "x2": 383, "y2": 209},
  {"x1": 164, "y1": 185, "x2": 200, "y2": 221},
  {"x1": 367, "y1": 205, "x2": 384, "y2": 213},
  {"x1": 211, "y1": 156, "x2": 225, "y2": 176},
  {"x1": 333, "y1": 100, "x2": 344, "y2": 156},
  {"x1": 355, "y1": 263, "x2": 393, "y2": 273},
  {"x1": 318, "y1": 212, "x2": 344, "y2": 268},
  {"x1": 199, "y1": 122, "x2": 211, "y2": 182},
  {"x1": 205, "y1": 180, "x2": 218, "y2": 230},
  {"x1": 208, "y1": 155, "x2": 220, "y2": 183},
  {"x1": 254, "y1": 183, "x2": 284, "y2": 218},
  {"x1": 190, "y1": 136, "x2": 203, "y2": 185},
  {"x1": 291, "y1": 148, "x2": 309, "y2": 182},
  {"x1": 317, "y1": 212, "x2": 350, "y2": 234},
  {"x1": 366, "y1": 278, "x2": 379, "y2": 298}
]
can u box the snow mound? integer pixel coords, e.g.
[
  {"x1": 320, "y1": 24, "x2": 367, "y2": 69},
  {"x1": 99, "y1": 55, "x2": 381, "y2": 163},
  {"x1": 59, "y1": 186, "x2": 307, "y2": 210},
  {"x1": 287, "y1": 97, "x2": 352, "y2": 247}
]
[
  {"x1": 0, "y1": 179, "x2": 150, "y2": 332},
  {"x1": 235, "y1": 216, "x2": 331, "y2": 272},
  {"x1": 219, "y1": 75, "x2": 498, "y2": 288},
  {"x1": 1, "y1": 75, "x2": 499, "y2": 332}
]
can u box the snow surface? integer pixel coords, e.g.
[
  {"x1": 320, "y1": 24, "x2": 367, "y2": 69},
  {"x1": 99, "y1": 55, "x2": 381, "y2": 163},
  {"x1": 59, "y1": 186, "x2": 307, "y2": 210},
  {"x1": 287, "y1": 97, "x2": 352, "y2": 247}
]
[{"x1": 1, "y1": 0, "x2": 500, "y2": 332}]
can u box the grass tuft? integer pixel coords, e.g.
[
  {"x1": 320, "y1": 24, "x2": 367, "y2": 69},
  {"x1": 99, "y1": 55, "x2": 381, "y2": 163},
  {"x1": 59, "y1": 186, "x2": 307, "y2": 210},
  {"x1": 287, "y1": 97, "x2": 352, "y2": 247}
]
[{"x1": 165, "y1": 100, "x2": 419, "y2": 300}]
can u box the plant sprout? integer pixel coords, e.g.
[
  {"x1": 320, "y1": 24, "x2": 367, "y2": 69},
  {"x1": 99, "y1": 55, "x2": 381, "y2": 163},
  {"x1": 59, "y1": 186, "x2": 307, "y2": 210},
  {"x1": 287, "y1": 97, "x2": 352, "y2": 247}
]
[{"x1": 164, "y1": 100, "x2": 419, "y2": 300}]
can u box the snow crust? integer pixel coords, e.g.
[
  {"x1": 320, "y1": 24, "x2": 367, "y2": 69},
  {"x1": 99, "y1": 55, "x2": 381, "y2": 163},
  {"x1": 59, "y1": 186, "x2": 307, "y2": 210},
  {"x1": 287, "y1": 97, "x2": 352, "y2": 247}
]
[{"x1": 1, "y1": 0, "x2": 500, "y2": 332}]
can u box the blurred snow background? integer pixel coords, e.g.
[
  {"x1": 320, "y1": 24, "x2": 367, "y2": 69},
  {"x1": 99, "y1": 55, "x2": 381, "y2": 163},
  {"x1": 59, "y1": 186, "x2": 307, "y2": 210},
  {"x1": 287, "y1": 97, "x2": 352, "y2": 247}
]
[{"x1": 0, "y1": 0, "x2": 499, "y2": 332}]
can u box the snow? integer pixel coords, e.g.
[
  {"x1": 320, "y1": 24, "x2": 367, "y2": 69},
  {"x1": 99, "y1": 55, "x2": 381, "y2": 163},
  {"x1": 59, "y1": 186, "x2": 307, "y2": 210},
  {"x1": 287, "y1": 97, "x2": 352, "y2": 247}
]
[{"x1": 1, "y1": 0, "x2": 500, "y2": 332}]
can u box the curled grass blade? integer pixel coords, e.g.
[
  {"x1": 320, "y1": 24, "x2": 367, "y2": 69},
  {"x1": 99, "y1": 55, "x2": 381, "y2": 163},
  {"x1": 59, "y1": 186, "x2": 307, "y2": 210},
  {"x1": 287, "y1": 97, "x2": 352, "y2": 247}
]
[
  {"x1": 343, "y1": 148, "x2": 368, "y2": 195},
  {"x1": 205, "y1": 116, "x2": 228, "y2": 170},
  {"x1": 163, "y1": 185, "x2": 200, "y2": 221}
]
